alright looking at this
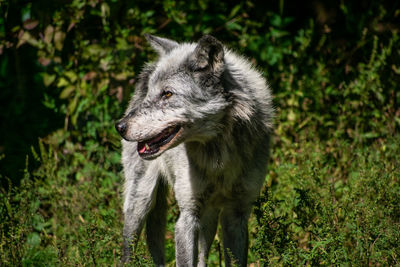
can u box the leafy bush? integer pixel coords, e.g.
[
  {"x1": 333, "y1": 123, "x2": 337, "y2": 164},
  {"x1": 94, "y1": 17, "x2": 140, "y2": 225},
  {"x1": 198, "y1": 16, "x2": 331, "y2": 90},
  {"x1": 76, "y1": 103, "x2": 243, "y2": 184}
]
[
  {"x1": 253, "y1": 137, "x2": 400, "y2": 265},
  {"x1": 1, "y1": 0, "x2": 399, "y2": 266}
]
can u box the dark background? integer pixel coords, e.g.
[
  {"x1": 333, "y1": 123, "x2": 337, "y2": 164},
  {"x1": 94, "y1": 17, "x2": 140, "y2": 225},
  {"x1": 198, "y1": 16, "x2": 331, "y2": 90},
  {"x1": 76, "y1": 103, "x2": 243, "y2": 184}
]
[{"x1": 1, "y1": 0, "x2": 399, "y2": 184}]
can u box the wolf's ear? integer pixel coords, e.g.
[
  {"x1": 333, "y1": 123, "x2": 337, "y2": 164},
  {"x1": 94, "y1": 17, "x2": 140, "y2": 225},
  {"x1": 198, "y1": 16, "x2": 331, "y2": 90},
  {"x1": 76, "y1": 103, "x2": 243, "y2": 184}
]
[
  {"x1": 191, "y1": 35, "x2": 224, "y2": 75},
  {"x1": 145, "y1": 34, "x2": 179, "y2": 55}
]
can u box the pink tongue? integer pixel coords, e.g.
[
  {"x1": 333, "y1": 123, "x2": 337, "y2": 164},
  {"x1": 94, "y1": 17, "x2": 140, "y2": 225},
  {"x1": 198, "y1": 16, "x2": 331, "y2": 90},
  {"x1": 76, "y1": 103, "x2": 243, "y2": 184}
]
[{"x1": 139, "y1": 145, "x2": 146, "y2": 154}]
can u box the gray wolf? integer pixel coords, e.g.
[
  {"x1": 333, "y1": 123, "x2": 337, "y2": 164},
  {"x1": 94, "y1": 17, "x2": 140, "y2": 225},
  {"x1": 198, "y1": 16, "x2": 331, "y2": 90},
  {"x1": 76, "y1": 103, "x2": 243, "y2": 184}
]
[{"x1": 115, "y1": 34, "x2": 274, "y2": 266}]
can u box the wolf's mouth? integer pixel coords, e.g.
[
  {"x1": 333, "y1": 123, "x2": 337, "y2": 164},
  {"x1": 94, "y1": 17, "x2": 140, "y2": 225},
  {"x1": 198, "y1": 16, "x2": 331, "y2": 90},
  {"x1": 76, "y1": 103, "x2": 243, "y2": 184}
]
[{"x1": 137, "y1": 125, "x2": 181, "y2": 158}]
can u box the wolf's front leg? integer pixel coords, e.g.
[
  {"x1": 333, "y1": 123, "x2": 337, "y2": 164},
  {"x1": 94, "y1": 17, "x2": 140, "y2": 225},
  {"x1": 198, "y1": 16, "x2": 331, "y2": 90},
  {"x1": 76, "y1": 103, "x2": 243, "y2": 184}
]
[
  {"x1": 145, "y1": 180, "x2": 168, "y2": 267},
  {"x1": 220, "y1": 206, "x2": 252, "y2": 267},
  {"x1": 121, "y1": 166, "x2": 162, "y2": 263},
  {"x1": 198, "y1": 206, "x2": 219, "y2": 267},
  {"x1": 175, "y1": 209, "x2": 201, "y2": 266}
]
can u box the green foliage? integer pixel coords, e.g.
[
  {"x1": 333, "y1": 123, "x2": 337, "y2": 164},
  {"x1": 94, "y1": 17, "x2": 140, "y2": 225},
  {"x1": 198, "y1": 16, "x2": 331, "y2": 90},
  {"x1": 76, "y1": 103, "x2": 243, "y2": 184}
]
[
  {"x1": 252, "y1": 137, "x2": 400, "y2": 265},
  {"x1": 1, "y1": 0, "x2": 399, "y2": 266},
  {"x1": 0, "y1": 140, "x2": 125, "y2": 265}
]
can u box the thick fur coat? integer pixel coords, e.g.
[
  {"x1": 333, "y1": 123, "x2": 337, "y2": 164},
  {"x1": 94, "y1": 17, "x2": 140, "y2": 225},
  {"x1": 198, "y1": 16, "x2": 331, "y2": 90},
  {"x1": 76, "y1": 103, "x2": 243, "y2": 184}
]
[{"x1": 116, "y1": 35, "x2": 274, "y2": 267}]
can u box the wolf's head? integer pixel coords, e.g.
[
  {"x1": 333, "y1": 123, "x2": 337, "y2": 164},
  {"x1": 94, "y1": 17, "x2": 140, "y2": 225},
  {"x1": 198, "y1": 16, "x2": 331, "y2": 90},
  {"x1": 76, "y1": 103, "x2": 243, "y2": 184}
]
[{"x1": 116, "y1": 35, "x2": 231, "y2": 159}]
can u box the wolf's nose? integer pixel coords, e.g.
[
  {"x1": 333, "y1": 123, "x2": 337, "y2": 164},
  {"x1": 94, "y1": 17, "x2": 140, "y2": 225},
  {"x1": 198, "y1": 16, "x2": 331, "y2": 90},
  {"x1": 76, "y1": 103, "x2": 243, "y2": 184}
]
[{"x1": 115, "y1": 121, "x2": 127, "y2": 136}]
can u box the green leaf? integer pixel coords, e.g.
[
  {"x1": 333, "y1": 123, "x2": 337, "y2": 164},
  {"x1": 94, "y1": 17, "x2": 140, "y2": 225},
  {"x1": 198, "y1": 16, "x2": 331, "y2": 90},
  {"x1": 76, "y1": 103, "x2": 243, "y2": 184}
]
[
  {"x1": 65, "y1": 71, "x2": 78, "y2": 83},
  {"x1": 54, "y1": 30, "x2": 66, "y2": 51},
  {"x1": 229, "y1": 5, "x2": 241, "y2": 18},
  {"x1": 227, "y1": 22, "x2": 242, "y2": 31},
  {"x1": 43, "y1": 73, "x2": 56, "y2": 87},
  {"x1": 60, "y1": 85, "x2": 75, "y2": 99},
  {"x1": 360, "y1": 132, "x2": 379, "y2": 139},
  {"x1": 57, "y1": 77, "x2": 69, "y2": 87},
  {"x1": 68, "y1": 96, "x2": 78, "y2": 114},
  {"x1": 86, "y1": 44, "x2": 103, "y2": 56},
  {"x1": 27, "y1": 232, "x2": 41, "y2": 247},
  {"x1": 44, "y1": 25, "x2": 54, "y2": 44},
  {"x1": 116, "y1": 37, "x2": 129, "y2": 50}
]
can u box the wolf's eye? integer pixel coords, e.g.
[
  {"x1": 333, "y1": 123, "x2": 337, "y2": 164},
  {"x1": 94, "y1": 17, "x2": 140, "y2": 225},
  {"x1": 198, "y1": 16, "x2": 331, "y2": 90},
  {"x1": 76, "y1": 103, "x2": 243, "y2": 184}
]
[{"x1": 162, "y1": 90, "x2": 173, "y2": 98}]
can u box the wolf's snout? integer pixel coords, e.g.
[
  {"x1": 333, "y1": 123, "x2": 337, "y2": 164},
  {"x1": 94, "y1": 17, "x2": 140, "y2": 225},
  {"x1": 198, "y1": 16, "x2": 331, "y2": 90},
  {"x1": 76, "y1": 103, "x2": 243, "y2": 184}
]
[{"x1": 115, "y1": 120, "x2": 127, "y2": 136}]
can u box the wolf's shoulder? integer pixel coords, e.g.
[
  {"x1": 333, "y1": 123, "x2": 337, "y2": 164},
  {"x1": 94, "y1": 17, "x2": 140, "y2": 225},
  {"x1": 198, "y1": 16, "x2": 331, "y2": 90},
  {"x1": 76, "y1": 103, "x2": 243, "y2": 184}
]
[
  {"x1": 223, "y1": 49, "x2": 267, "y2": 88},
  {"x1": 222, "y1": 48, "x2": 274, "y2": 132}
]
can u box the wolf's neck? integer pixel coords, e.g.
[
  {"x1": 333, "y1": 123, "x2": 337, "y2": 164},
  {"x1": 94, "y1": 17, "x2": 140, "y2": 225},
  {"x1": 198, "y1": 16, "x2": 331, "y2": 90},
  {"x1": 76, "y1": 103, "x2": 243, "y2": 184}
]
[
  {"x1": 185, "y1": 140, "x2": 239, "y2": 177},
  {"x1": 185, "y1": 120, "x2": 259, "y2": 177}
]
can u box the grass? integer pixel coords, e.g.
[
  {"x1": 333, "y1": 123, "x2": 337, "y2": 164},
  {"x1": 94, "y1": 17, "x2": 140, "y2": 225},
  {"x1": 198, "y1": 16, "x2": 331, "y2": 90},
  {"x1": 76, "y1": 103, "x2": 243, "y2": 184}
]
[
  {"x1": 1, "y1": 134, "x2": 399, "y2": 266},
  {"x1": 253, "y1": 136, "x2": 400, "y2": 265}
]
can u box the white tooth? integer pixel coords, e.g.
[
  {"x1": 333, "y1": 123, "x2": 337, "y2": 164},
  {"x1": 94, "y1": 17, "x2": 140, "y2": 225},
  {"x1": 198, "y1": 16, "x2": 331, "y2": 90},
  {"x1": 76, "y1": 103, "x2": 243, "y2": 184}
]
[{"x1": 145, "y1": 143, "x2": 150, "y2": 150}]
